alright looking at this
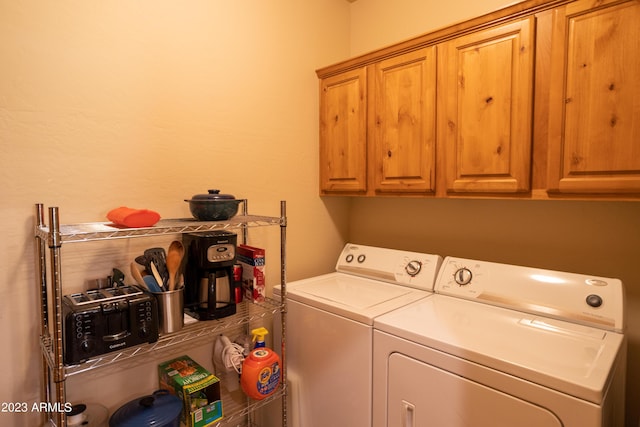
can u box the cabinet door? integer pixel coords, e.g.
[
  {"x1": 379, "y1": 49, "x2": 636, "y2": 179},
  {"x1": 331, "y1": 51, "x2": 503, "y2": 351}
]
[
  {"x1": 547, "y1": 0, "x2": 640, "y2": 194},
  {"x1": 372, "y1": 47, "x2": 437, "y2": 193},
  {"x1": 319, "y1": 68, "x2": 367, "y2": 194},
  {"x1": 440, "y1": 17, "x2": 534, "y2": 193}
]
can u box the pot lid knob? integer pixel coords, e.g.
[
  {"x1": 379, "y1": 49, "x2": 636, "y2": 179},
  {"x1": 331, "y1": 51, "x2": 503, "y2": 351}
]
[
  {"x1": 139, "y1": 396, "x2": 155, "y2": 408},
  {"x1": 205, "y1": 190, "x2": 235, "y2": 198}
]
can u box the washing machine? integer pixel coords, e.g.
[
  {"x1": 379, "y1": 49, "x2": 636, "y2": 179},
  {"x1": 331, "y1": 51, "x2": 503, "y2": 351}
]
[
  {"x1": 274, "y1": 243, "x2": 442, "y2": 427},
  {"x1": 373, "y1": 257, "x2": 626, "y2": 427}
]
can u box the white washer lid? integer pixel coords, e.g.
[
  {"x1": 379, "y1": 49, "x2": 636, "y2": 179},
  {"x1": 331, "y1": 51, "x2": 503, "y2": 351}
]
[
  {"x1": 278, "y1": 272, "x2": 430, "y2": 325},
  {"x1": 374, "y1": 295, "x2": 625, "y2": 404}
]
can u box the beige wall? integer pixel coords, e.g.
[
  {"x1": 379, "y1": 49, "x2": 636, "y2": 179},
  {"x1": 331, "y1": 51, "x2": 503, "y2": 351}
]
[
  {"x1": 3, "y1": 0, "x2": 638, "y2": 426},
  {"x1": 0, "y1": 1, "x2": 351, "y2": 425},
  {"x1": 349, "y1": 0, "x2": 514, "y2": 54},
  {"x1": 347, "y1": 1, "x2": 640, "y2": 426}
]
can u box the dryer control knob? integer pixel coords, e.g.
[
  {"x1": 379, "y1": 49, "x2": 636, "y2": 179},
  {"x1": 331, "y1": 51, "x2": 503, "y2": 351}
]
[{"x1": 454, "y1": 268, "x2": 473, "y2": 286}]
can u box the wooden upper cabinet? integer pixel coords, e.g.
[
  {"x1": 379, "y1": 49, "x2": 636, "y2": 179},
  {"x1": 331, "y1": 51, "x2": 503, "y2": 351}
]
[
  {"x1": 317, "y1": 0, "x2": 640, "y2": 200},
  {"x1": 547, "y1": 0, "x2": 640, "y2": 195},
  {"x1": 319, "y1": 67, "x2": 367, "y2": 194},
  {"x1": 371, "y1": 47, "x2": 437, "y2": 194},
  {"x1": 440, "y1": 17, "x2": 535, "y2": 193}
]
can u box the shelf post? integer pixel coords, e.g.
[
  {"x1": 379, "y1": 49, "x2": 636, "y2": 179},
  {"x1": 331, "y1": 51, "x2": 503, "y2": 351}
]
[
  {"x1": 280, "y1": 200, "x2": 288, "y2": 427},
  {"x1": 48, "y1": 207, "x2": 67, "y2": 427},
  {"x1": 35, "y1": 204, "x2": 53, "y2": 427},
  {"x1": 241, "y1": 199, "x2": 248, "y2": 244}
]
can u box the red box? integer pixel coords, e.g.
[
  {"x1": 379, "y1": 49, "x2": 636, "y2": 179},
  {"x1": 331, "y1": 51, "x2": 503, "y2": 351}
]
[{"x1": 237, "y1": 244, "x2": 266, "y2": 302}]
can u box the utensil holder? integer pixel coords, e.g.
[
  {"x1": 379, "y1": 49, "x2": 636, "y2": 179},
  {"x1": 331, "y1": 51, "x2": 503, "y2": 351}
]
[{"x1": 154, "y1": 287, "x2": 184, "y2": 334}]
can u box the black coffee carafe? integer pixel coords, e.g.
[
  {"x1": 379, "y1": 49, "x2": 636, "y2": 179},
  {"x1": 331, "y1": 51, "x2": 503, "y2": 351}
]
[{"x1": 182, "y1": 231, "x2": 238, "y2": 320}]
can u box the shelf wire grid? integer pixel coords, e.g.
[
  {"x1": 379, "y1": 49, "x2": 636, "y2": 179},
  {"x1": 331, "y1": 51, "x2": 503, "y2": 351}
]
[
  {"x1": 41, "y1": 299, "x2": 282, "y2": 377},
  {"x1": 35, "y1": 215, "x2": 283, "y2": 244}
]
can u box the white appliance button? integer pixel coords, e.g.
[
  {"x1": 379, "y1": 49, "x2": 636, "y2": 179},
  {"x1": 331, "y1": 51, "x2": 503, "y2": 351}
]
[{"x1": 586, "y1": 294, "x2": 603, "y2": 308}]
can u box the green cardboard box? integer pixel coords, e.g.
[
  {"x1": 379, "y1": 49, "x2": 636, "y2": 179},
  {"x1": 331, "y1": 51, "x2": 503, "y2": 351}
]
[{"x1": 159, "y1": 355, "x2": 223, "y2": 427}]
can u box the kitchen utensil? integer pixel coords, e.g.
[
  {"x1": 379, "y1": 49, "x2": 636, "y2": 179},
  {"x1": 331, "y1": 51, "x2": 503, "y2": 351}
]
[
  {"x1": 143, "y1": 275, "x2": 163, "y2": 293},
  {"x1": 166, "y1": 240, "x2": 184, "y2": 291},
  {"x1": 150, "y1": 262, "x2": 166, "y2": 292},
  {"x1": 109, "y1": 389, "x2": 181, "y2": 427},
  {"x1": 184, "y1": 189, "x2": 243, "y2": 221},
  {"x1": 144, "y1": 247, "x2": 168, "y2": 283},
  {"x1": 106, "y1": 206, "x2": 160, "y2": 228},
  {"x1": 111, "y1": 268, "x2": 126, "y2": 287},
  {"x1": 130, "y1": 262, "x2": 147, "y2": 288}
]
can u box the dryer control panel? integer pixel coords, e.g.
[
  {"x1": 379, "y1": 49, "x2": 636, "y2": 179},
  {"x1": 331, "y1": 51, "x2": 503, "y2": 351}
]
[
  {"x1": 336, "y1": 243, "x2": 443, "y2": 292},
  {"x1": 434, "y1": 257, "x2": 625, "y2": 333}
]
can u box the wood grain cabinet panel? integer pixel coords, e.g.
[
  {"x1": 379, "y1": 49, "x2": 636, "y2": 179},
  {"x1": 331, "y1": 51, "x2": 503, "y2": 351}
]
[
  {"x1": 547, "y1": 0, "x2": 640, "y2": 194},
  {"x1": 317, "y1": 0, "x2": 640, "y2": 200},
  {"x1": 440, "y1": 17, "x2": 535, "y2": 193},
  {"x1": 372, "y1": 47, "x2": 437, "y2": 194},
  {"x1": 319, "y1": 68, "x2": 367, "y2": 194}
]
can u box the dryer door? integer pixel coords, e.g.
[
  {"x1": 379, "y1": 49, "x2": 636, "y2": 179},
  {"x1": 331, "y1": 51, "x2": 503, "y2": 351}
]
[{"x1": 388, "y1": 353, "x2": 562, "y2": 427}]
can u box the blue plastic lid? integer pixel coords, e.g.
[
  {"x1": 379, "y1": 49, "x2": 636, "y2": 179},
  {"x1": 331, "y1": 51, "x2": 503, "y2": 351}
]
[{"x1": 109, "y1": 389, "x2": 182, "y2": 427}]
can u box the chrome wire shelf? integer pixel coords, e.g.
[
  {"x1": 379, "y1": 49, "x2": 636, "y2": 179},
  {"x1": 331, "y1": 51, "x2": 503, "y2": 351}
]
[
  {"x1": 35, "y1": 215, "x2": 283, "y2": 244},
  {"x1": 35, "y1": 201, "x2": 288, "y2": 427},
  {"x1": 41, "y1": 299, "x2": 282, "y2": 377}
]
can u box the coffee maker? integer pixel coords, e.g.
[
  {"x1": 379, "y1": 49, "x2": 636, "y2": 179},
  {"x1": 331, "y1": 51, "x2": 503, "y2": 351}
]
[{"x1": 182, "y1": 231, "x2": 237, "y2": 320}]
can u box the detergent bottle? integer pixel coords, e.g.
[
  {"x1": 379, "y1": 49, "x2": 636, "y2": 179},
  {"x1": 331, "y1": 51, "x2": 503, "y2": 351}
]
[{"x1": 240, "y1": 327, "x2": 281, "y2": 400}]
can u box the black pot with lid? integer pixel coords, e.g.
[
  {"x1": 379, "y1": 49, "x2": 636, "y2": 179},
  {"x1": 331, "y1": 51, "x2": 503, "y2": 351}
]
[
  {"x1": 109, "y1": 389, "x2": 182, "y2": 427},
  {"x1": 185, "y1": 189, "x2": 243, "y2": 221}
]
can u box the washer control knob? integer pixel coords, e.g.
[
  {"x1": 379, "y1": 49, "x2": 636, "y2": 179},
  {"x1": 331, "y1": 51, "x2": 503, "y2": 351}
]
[
  {"x1": 454, "y1": 268, "x2": 473, "y2": 286},
  {"x1": 405, "y1": 260, "x2": 422, "y2": 277}
]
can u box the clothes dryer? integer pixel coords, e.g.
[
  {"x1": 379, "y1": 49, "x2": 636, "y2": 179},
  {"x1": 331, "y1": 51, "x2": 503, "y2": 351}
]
[
  {"x1": 275, "y1": 243, "x2": 442, "y2": 427},
  {"x1": 373, "y1": 257, "x2": 626, "y2": 427}
]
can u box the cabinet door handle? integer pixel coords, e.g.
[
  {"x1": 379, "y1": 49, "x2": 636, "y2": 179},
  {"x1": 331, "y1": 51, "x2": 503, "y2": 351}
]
[{"x1": 402, "y1": 400, "x2": 415, "y2": 427}]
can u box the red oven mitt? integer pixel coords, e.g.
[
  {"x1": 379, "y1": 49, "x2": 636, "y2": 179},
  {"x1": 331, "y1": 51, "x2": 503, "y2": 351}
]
[{"x1": 107, "y1": 207, "x2": 161, "y2": 228}]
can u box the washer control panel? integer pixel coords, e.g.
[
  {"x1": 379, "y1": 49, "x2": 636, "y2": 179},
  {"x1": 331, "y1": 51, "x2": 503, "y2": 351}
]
[
  {"x1": 435, "y1": 257, "x2": 625, "y2": 332},
  {"x1": 336, "y1": 243, "x2": 443, "y2": 292}
]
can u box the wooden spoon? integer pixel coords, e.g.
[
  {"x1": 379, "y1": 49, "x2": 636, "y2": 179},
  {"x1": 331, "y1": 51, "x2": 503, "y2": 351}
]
[
  {"x1": 166, "y1": 240, "x2": 185, "y2": 291},
  {"x1": 130, "y1": 262, "x2": 147, "y2": 289}
]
